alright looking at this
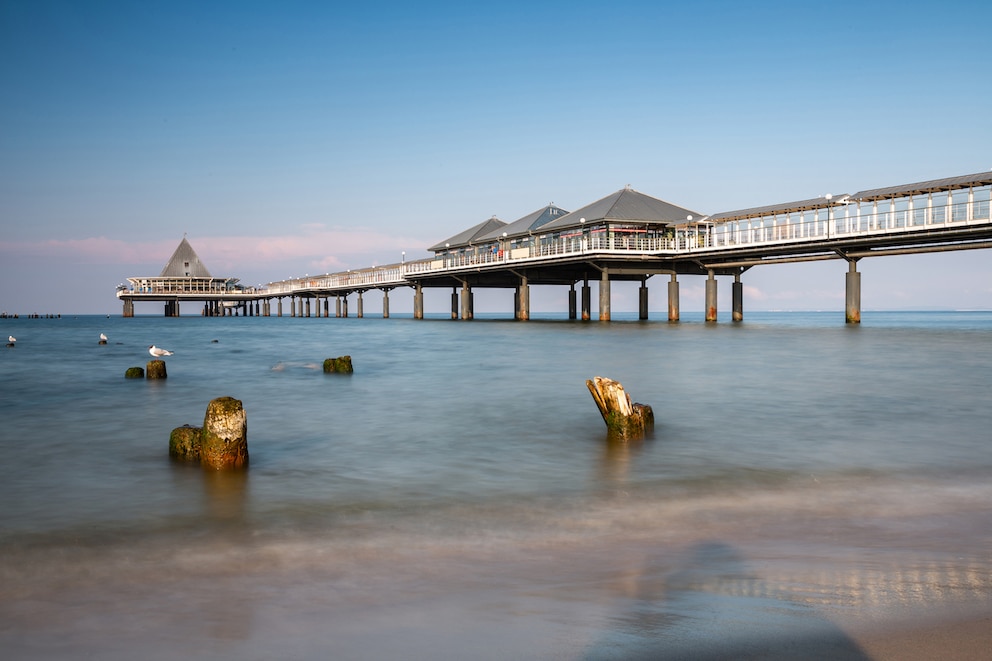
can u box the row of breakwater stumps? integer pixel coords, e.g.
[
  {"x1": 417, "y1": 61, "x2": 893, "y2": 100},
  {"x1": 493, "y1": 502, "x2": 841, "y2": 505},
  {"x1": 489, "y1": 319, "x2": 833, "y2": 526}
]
[
  {"x1": 0, "y1": 312, "x2": 61, "y2": 319},
  {"x1": 132, "y1": 354, "x2": 355, "y2": 470}
]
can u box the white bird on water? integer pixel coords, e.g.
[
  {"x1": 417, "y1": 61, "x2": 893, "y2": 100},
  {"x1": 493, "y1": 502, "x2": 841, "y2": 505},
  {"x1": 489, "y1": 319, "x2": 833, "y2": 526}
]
[
  {"x1": 7, "y1": 335, "x2": 15, "y2": 345},
  {"x1": 148, "y1": 345, "x2": 174, "y2": 357},
  {"x1": 100, "y1": 333, "x2": 108, "y2": 341}
]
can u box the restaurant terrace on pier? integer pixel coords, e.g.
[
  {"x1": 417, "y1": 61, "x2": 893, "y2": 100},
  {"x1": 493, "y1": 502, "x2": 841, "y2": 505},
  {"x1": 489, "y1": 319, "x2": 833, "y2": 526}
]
[{"x1": 117, "y1": 171, "x2": 992, "y2": 323}]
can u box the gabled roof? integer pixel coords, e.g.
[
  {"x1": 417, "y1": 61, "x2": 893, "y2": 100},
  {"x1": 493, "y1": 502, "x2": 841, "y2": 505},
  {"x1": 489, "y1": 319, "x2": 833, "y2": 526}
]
[
  {"x1": 475, "y1": 204, "x2": 570, "y2": 242},
  {"x1": 709, "y1": 195, "x2": 849, "y2": 221},
  {"x1": 429, "y1": 216, "x2": 507, "y2": 252},
  {"x1": 540, "y1": 186, "x2": 704, "y2": 232},
  {"x1": 160, "y1": 237, "x2": 213, "y2": 278},
  {"x1": 851, "y1": 171, "x2": 992, "y2": 201}
]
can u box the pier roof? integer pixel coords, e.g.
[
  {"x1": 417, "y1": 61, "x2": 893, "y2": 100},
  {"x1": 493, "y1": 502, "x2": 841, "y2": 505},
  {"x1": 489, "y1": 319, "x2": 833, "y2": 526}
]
[
  {"x1": 160, "y1": 237, "x2": 213, "y2": 278},
  {"x1": 709, "y1": 195, "x2": 848, "y2": 222},
  {"x1": 851, "y1": 171, "x2": 992, "y2": 201},
  {"x1": 475, "y1": 204, "x2": 570, "y2": 242},
  {"x1": 540, "y1": 186, "x2": 704, "y2": 232},
  {"x1": 429, "y1": 216, "x2": 507, "y2": 251}
]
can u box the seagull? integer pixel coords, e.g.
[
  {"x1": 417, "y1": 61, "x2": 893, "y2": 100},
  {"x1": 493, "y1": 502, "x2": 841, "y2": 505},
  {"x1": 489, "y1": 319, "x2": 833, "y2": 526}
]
[
  {"x1": 7, "y1": 335, "x2": 15, "y2": 344},
  {"x1": 148, "y1": 345, "x2": 174, "y2": 357},
  {"x1": 100, "y1": 333, "x2": 108, "y2": 341}
]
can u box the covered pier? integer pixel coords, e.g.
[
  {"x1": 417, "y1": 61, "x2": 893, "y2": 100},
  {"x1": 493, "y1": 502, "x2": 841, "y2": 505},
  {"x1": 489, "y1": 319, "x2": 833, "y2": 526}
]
[{"x1": 118, "y1": 171, "x2": 992, "y2": 323}]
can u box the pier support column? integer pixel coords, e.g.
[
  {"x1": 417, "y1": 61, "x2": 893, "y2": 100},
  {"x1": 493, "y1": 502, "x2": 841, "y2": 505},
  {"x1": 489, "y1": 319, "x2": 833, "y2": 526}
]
[
  {"x1": 638, "y1": 277, "x2": 649, "y2": 320},
  {"x1": 846, "y1": 260, "x2": 861, "y2": 324},
  {"x1": 516, "y1": 275, "x2": 529, "y2": 320},
  {"x1": 460, "y1": 282, "x2": 472, "y2": 320},
  {"x1": 357, "y1": 291, "x2": 364, "y2": 318},
  {"x1": 277, "y1": 298, "x2": 283, "y2": 317},
  {"x1": 335, "y1": 296, "x2": 341, "y2": 318},
  {"x1": 705, "y1": 270, "x2": 718, "y2": 322},
  {"x1": 599, "y1": 268, "x2": 611, "y2": 321},
  {"x1": 568, "y1": 283, "x2": 577, "y2": 320},
  {"x1": 123, "y1": 299, "x2": 134, "y2": 317},
  {"x1": 290, "y1": 297, "x2": 296, "y2": 317},
  {"x1": 323, "y1": 297, "x2": 329, "y2": 318},
  {"x1": 668, "y1": 274, "x2": 680, "y2": 322},
  {"x1": 382, "y1": 289, "x2": 390, "y2": 318},
  {"x1": 342, "y1": 295, "x2": 349, "y2": 318},
  {"x1": 732, "y1": 272, "x2": 744, "y2": 322},
  {"x1": 581, "y1": 279, "x2": 591, "y2": 321},
  {"x1": 305, "y1": 297, "x2": 311, "y2": 318},
  {"x1": 451, "y1": 288, "x2": 459, "y2": 320},
  {"x1": 414, "y1": 283, "x2": 424, "y2": 319}
]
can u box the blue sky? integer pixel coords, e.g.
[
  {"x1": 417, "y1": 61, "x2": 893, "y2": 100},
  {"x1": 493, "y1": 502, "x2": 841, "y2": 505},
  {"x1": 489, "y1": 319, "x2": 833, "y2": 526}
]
[{"x1": 2, "y1": 0, "x2": 990, "y2": 315}]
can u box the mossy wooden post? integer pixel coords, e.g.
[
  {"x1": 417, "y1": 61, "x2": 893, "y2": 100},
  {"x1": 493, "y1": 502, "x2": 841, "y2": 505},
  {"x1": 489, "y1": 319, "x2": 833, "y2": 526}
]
[
  {"x1": 322, "y1": 355, "x2": 354, "y2": 373},
  {"x1": 200, "y1": 397, "x2": 248, "y2": 470},
  {"x1": 586, "y1": 376, "x2": 654, "y2": 441},
  {"x1": 125, "y1": 366, "x2": 145, "y2": 378},
  {"x1": 169, "y1": 425, "x2": 202, "y2": 462},
  {"x1": 146, "y1": 359, "x2": 167, "y2": 379}
]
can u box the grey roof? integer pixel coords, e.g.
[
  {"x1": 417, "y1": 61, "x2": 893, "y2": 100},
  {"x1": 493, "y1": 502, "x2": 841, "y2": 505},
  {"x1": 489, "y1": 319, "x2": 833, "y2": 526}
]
[
  {"x1": 851, "y1": 171, "x2": 992, "y2": 201},
  {"x1": 160, "y1": 237, "x2": 213, "y2": 278},
  {"x1": 475, "y1": 204, "x2": 570, "y2": 242},
  {"x1": 539, "y1": 186, "x2": 704, "y2": 232},
  {"x1": 709, "y1": 195, "x2": 848, "y2": 221},
  {"x1": 429, "y1": 216, "x2": 507, "y2": 252}
]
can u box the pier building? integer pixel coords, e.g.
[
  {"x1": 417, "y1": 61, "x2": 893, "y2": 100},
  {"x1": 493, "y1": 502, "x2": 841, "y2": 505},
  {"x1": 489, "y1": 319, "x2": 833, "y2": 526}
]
[{"x1": 117, "y1": 171, "x2": 992, "y2": 322}]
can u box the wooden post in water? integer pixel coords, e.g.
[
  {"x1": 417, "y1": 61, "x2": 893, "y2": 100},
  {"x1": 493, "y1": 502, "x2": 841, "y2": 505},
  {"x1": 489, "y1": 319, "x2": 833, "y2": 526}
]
[
  {"x1": 586, "y1": 376, "x2": 654, "y2": 441},
  {"x1": 200, "y1": 397, "x2": 249, "y2": 470}
]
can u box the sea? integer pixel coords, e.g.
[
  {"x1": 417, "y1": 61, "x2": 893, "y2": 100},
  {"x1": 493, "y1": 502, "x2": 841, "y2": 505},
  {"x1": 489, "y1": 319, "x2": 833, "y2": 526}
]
[{"x1": 1, "y1": 310, "x2": 990, "y2": 660}]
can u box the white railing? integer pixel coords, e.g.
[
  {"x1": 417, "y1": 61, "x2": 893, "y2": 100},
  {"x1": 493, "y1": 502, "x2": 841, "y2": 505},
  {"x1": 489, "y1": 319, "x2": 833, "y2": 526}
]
[{"x1": 122, "y1": 190, "x2": 991, "y2": 300}]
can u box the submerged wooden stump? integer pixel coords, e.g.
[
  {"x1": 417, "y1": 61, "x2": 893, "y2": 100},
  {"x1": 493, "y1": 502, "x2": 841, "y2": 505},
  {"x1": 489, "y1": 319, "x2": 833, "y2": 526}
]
[
  {"x1": 125, "y1": 366, "x2": 145, "y2": 379},
  {"x1": 169, "y1": 425, "x2": 202, "y2": 462},
  {"x1": 146, "y1": 359, "x2": 167, "y2": 379},
  {"x1": 322, "y1": 355, "x2": 353, "y2": 373},
  {"x1": 586, "y1": 376, "x2": 654, "y2": 441},
  {"x1": 200, "y1": 397, "x2": 248, "y2": 470}
]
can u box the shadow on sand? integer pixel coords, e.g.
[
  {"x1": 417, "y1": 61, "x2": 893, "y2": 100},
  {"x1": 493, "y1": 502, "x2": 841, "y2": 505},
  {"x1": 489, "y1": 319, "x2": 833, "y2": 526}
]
[{"x1": 582, "y1": 541, "x2": 871, "y2": 660}]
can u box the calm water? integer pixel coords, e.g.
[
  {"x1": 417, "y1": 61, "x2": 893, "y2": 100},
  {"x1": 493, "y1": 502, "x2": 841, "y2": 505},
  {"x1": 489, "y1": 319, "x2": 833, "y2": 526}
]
[{"x1": 1, "y1": 311, "x2": 990, "y2": 659}]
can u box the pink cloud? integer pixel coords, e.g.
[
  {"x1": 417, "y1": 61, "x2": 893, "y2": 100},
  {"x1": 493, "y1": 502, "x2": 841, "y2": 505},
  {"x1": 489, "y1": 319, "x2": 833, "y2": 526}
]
[{"x1": 0, "y1": 228, "x2": 429, "y2": 271}]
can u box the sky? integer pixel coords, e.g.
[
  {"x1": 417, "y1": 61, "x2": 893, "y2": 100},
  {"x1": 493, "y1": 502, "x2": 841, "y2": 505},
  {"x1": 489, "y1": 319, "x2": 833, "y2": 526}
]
[{"x1": 2, "y1": 0, "x2": 990, "y2": 315}]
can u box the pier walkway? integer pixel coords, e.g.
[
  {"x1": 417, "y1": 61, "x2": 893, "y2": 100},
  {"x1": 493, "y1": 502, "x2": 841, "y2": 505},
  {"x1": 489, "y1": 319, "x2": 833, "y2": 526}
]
[{"x1": 117, "y1": 171, "x2": 992, "y2": 323}]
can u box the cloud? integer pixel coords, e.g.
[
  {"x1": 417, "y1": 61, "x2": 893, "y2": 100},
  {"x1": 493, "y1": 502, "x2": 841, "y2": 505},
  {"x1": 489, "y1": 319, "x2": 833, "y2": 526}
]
[{"x1": 0, "y1": 227, "x2": 429, "y2": 271}]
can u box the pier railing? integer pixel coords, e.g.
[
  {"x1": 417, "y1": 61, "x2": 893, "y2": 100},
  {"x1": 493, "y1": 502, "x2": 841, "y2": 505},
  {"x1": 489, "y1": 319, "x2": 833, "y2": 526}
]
[{"x1": 119, "y1": 186, "x2": 992, "y2": 300}]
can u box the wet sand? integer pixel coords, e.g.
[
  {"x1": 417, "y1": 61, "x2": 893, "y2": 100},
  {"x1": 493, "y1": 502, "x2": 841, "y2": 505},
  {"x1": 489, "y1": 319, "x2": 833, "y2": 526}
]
[{"x1": 853, "y1": 615, "x2": 992, "y2": 661}]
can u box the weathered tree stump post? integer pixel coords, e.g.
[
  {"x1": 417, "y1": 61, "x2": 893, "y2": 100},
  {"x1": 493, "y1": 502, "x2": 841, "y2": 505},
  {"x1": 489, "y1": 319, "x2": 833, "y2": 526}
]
[
  {"x1": 200, "y1": 397, "x2": 249, "y2": 470},
  {"x1": 146, "y1": 359, "x2": 167, "y2": 379},
  {"x1": 322, "y1": 355, "x2": 354, "y2": 373},
  {"x1": 125, "y1": 366, "x2": 145, "y2": 378},
  {"x1": 586, "y1": 376, "x2": 654, "y2": 441},
  {"x1": 169, "y1": 424, "x2": 202, "y2": 461}
]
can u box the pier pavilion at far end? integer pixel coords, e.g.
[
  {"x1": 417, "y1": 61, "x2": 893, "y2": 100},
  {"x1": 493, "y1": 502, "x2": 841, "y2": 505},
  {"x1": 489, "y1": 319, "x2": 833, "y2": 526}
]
[{"x1": 117, "y1": 237, "x2": 261, "y2": 317}]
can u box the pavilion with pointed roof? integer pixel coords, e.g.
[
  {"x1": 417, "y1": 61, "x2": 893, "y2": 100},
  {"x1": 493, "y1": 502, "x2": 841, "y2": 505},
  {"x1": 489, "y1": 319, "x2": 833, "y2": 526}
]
[{"x1": 118, "y1": 237, "x2": 244, "y2": 316}]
